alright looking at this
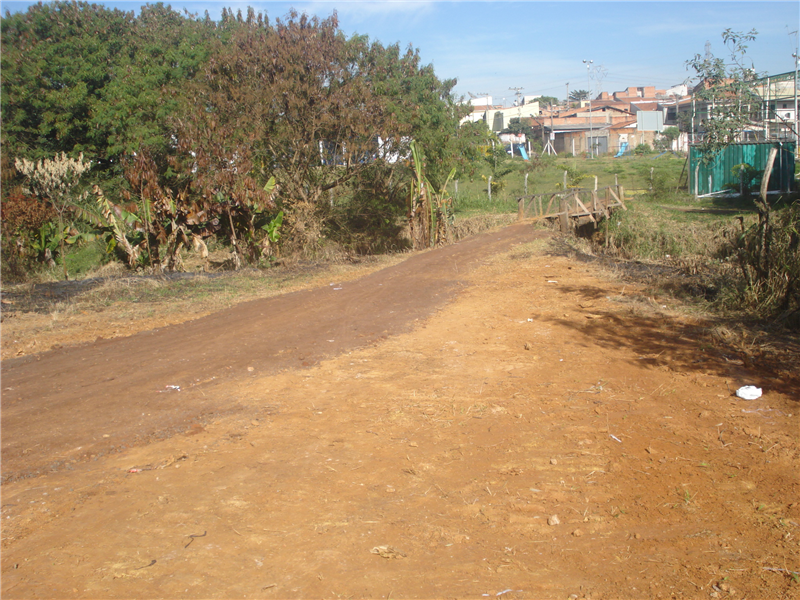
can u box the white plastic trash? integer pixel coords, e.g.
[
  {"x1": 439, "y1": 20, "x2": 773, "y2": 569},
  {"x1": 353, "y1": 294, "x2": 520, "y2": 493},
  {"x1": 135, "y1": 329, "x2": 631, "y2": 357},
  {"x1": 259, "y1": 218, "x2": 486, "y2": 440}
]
[{"x1": 735, "y1": 386, "x2": 762, "y2": 400}]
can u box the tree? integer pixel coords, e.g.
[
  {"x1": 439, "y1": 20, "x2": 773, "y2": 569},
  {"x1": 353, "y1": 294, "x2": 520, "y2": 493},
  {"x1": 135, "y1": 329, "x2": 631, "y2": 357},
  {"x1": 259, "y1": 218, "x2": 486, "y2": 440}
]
[
  {"x1": 537, "y1": 95, "x2": 559, "y2": 107},
  {"x1": 688, "y1": 30, "x2": 799, "y2": 323},
  {"x1": 91, "y1": 3, "x2": 212, "y2": 161},
  {"x1": 175, "y1": 11, "x2": 466, "y2": 256},
  {"x1": 503, "y1": 117, "x2": 535, "y2": 139},
  {"x1": 168, "y1": 11, "x2": 397, "y2": 255},
  {"x1": 655, "y1": 126, "x2": 680, "y2": 152},
  {"x1": 1, "y1": 2, "x2": 213, "y2": 170},
  {"x1": 2, "y1": 2, "x2": 132, "y2": 160},
  {"x1": 346, "y1": 36, "x2": 467, "y2": 189},
  {"x1": 569, "y1": 90, "x2": 590, "y2": 102},
  {"x1": 2, "y1": 4, "x2": 468, "y2": 264},
  {"x1": 685, "y1": 29, "x2": 761, "y2": 161}
]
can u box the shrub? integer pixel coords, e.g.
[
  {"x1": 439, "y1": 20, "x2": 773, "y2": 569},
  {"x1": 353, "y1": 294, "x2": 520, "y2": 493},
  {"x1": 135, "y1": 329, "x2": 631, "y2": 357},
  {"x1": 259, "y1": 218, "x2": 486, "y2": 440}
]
[{"x1": 718, "y1": 200, "x2": 800, "y2": 325}]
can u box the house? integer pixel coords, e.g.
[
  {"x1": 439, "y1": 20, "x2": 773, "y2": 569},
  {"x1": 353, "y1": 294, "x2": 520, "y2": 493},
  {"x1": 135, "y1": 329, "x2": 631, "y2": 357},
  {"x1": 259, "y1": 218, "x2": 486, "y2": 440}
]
[
  {"x1": 488, "y1": 101, "x2": 541, "y2": 132},
  {"x1": 459, "y1": 96, "x2": 541, "y2": 131},
  {"x1": 666, "y1": 72, "x2": 797, "y2": 147},
  {"x1": 752, "y1": 71, "x2": 797, "y2": 141},
  {"x1": 526, "y1": 83, "x2": 687, "y2": 155},
  {"x1": 537, "y1": 122, "x2": 611, "y2": 156}
]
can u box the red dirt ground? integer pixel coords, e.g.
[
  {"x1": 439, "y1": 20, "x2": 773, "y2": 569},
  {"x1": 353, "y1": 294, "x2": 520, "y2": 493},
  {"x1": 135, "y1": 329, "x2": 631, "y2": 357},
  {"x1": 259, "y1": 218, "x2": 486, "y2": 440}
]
[{"x1": 1, "y1": 223, "x2": 798, "y2": 599}]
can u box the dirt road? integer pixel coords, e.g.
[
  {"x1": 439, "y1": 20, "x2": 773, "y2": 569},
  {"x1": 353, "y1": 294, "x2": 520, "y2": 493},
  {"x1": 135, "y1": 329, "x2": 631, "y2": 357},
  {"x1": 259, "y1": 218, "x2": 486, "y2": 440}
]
[{"x1": 1, "y1": 224, "x2": 798, "y2": 599}]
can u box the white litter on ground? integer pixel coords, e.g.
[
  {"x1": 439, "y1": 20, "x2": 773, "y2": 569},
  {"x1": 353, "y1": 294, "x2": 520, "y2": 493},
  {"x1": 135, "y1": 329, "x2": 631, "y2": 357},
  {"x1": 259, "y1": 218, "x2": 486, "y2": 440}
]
[{"x1": 735, "y1": 386, "x2": 762, "y2": 400}]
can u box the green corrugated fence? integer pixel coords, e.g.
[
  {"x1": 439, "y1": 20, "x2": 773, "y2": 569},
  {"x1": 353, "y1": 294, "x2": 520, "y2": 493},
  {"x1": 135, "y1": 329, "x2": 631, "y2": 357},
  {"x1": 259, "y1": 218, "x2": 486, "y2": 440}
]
[{"x1": 689, "y1": 142, "x2": 796, "y2": 196}]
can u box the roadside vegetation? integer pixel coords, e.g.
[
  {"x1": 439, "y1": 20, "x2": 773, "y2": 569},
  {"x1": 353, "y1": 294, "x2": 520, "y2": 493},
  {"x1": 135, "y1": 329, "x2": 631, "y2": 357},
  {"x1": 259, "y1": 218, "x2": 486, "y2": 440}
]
[{"x1": 1, "y1": 9, "x2": 798, "y2": 347}]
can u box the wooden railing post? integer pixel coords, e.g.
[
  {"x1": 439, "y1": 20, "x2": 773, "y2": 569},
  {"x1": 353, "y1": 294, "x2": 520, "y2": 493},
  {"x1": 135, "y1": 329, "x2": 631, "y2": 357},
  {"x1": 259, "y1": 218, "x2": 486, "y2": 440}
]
[{"x1": 559, "y1": 197, "x2": 569, "y2": 233}]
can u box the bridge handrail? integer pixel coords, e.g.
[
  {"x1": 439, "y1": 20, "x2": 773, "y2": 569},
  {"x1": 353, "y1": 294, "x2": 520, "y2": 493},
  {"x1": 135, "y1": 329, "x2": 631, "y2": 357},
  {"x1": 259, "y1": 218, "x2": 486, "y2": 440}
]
[{"x1": 516, "y1": 185, "x2": 626, "y2": 222}]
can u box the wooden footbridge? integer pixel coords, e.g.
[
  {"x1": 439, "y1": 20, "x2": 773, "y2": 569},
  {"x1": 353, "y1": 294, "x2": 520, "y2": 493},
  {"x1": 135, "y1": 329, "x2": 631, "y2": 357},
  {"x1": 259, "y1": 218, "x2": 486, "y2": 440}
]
[{"x1": 516, "y1": 185, "x2": 627, "y2": 232}]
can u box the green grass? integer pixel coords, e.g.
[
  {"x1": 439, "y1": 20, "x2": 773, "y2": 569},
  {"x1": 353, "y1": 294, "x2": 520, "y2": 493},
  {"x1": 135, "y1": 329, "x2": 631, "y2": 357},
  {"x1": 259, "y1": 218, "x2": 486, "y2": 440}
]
[
  {"x1": 450, "y1": 153, "x2": 688, "y2": 217},
  {"x1": 63, "y1": 239, "x2": 109, "y2": 277}
]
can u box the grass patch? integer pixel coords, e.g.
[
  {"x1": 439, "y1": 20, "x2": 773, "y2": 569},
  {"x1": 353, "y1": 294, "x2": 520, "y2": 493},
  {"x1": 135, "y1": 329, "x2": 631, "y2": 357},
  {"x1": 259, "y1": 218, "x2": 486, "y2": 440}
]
[
  {"x1": 451, "y1": 153, "x2": 687, "y2": 207},
  {"x1": 601, "y1": 197, "x2": 734, "y2": 261}
]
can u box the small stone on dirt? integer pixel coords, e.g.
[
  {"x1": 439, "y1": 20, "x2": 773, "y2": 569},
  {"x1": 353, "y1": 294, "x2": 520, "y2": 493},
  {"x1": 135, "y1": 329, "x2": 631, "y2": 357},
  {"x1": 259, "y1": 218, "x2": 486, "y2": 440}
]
[
  {"x1": 572, "y1": 528, "x2": 583, "y2": 537},
  {"x1": 371, "y1": 545, "x2": 405, "y2": 559},
  {"x1": 550, "y1": 458, "x2": 558, "y2": 465},
  {"x1": 548, "y1": 515, "x2": 560, "y2": 526}
]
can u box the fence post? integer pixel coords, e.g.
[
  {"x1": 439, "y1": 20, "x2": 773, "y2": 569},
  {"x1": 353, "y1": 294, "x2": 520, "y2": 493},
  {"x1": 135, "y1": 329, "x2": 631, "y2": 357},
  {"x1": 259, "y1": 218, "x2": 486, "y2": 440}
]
[
  {"x1": 594, "y1": 176, "x2": 598, "y2": 191},
  {"x1": 760, "y1": 146, "x2": 779, "y2": 202},
  {"x1": 559, "y1": 197, "x2": 569, "y2": 233},
  {"x1": 563, "y1": 170, "x2": 567, "y2": 190},
  {"x1": 488, "y1": 176, "x2": 492, "y2": 202},
  {"x1": 524, "y1": 173, "x2": 529, "y2": 195},
  {"x1": 518, "y1": 198, "x2": 525, "y2": 221}
]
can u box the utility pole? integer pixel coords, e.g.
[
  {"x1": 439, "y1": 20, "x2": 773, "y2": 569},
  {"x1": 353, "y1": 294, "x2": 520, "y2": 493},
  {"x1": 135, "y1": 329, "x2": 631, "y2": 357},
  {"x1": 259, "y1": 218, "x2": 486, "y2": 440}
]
[
  {"x1": 583, "y1": 59, "x2": 593, "y2": 158},
  {"x1": 509, "y1": 87, "x2": 524, "y2": 106},
  {"x1": 789, "y1": 28, "x2": 799, "y2": 146},
  {"x1": 794, "y1": 51, "x2": 799, "y2": 147},
  {"x1": 565, "y1": 82, "x2": 569, "y2": 109}
]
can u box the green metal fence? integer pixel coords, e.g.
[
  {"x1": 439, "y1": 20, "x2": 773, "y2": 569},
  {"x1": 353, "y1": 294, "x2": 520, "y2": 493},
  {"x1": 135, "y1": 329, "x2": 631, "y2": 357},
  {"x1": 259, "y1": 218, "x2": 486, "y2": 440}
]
[{"x1": 688, "y1": 141, "x2": 796, "y2": 196}]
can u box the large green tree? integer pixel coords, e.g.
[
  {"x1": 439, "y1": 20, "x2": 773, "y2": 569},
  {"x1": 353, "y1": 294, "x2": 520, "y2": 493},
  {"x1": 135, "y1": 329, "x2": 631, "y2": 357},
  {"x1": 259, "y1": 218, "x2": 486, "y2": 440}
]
[
  {"x1": 2, "y1": 3, "x2": 468, "y2": 264},
  {"x1": 1, "y1": 1, "x2": 212, "y2": 166},
  {"x1": 360, "y1": 40, "x2": 467, "y2": 189},
  {"x1": 92, "y1": 3, "x2": 212, "y2": 160},
  {"x1": 1, "y1": 1, "x2": 133, "y2": 160},
  {"x1": 173, "y1": 11, "x2": 404, "y2": 251}
]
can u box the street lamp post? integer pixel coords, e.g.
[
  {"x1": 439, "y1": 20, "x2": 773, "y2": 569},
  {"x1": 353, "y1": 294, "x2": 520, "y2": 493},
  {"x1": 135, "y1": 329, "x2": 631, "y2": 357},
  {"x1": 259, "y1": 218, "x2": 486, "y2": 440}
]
[{"x1": 583, "y1": 59, "x2": 593, "y2": 158}]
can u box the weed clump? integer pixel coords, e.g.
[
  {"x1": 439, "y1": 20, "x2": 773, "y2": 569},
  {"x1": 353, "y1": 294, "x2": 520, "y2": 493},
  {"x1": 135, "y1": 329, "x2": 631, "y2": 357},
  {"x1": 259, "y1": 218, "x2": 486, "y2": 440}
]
[{"x1": 717, "y1": 201, "x2": 800, "y2": 326}]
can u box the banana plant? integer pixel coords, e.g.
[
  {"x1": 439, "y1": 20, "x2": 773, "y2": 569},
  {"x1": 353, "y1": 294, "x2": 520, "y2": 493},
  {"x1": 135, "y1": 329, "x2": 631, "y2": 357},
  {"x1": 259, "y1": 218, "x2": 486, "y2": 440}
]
[{"x1": 409, "y1": 141, "x2": 456, "y2": 248}]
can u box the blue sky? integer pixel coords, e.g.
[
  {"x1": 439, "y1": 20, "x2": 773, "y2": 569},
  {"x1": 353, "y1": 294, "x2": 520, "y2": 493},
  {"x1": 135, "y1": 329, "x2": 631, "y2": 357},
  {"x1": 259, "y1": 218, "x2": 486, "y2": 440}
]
[{"x1": 3, "y1": 1, "x2": 798, "y2": 105}]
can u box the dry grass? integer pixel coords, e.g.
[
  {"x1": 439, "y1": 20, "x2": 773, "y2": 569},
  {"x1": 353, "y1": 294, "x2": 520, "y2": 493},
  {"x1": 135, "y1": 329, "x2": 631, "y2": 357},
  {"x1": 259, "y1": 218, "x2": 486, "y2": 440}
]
[
  {"x1": 3, "y1": 216, "x2": 524, "y2": 361},
  {"x1": 1, "y1": 252, "x2": 412, "y2": 360}
]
